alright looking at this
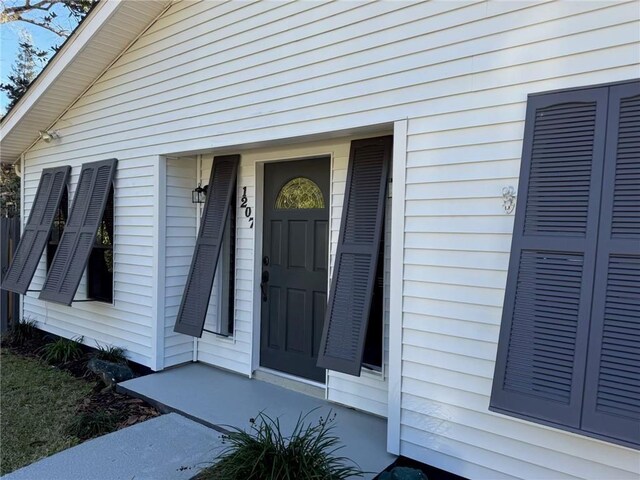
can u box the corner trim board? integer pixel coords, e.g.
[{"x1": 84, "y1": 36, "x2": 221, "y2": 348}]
[{"x1": 387, "y1": 120, "x2": 408, "y2": 455}]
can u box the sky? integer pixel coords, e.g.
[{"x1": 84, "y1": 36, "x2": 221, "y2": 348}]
[{"x1": 1, "y1": 4, "x2": 80, "y2": 113}]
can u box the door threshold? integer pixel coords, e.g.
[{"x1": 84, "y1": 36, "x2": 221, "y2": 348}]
[{"x1": 253, "y1": 368, "x2": 325, "y2": 400}]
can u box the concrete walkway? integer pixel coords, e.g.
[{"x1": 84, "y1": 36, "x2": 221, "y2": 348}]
[
  {"x1": 2, "y1": 413, "x2": 223, "y2": 480},
  {"x1": 119, "y1": 363, "x2": 396, "y2": 479},
  {"x1": 3, "y1": 363, "x2": 395, "y2": 480}
]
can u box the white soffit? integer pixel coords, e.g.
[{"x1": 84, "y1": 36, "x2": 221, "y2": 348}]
[{"x1": 0, "y1": 0, "x2": 172, "y2": 164}]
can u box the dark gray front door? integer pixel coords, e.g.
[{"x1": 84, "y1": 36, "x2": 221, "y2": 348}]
[{"x1": 260, "y1": 157, "x2": 330, "y2": 382}]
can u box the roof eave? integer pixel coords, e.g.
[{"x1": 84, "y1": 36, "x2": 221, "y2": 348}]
[{"x1": 0, "y1": 0, "x2": 172, "y2": 164}]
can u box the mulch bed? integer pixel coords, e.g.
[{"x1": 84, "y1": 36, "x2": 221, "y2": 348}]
[
  {"x1": 78, "y1": 388, "x2": 159, "y2": 431},
  {"x1": 2, "y1": 329, "x2": 160, "y2": 438}
]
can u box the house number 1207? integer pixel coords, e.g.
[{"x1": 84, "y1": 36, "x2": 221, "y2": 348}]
[{"x1": 240, "y1": 187, "x2": 254, "y2": 228}]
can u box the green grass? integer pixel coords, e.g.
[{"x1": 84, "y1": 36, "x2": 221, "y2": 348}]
[{"x1": 0, "y1": 348, "x2": 92, "y2": 475}]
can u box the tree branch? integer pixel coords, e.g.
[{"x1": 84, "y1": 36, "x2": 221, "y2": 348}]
[
  {"x1": 2, "y1": 1, "x2": 55, "y2": 17},
  {"x1": 11, "y1": 15, "x2": 69, "y2": 36},
  {"x1": 1, "y1": 1, "x2": 75, "y2": 36}
]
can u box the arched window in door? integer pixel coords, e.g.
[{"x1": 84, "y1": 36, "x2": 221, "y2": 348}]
[{"x1": 275, "y1": 177, "x2": 325, "y2": 209}]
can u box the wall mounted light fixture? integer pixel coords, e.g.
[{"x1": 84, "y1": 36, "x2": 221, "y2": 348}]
[
  {"x1": 192, "y1": 183, "x2": 208, "y2": 204},
  {"x1": 38, "y1": 130, "x2": 60, "y2": 143}
]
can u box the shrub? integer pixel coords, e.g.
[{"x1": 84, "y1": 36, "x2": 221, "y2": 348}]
[
  {"x1": 199, "y1": 410, "x2": 362, "y2": 480},
  {"x1": 39, "y1": 336, "x2": 84, "y2": 364},
  {"x1": 6, "y1": 317, "x2": 38, "y2": 346},
  {"x1": 92, "y1": 342, "x2": 127, "y2": 364},
  {"x1": 66, "y1": 410, "x2": 122, "y2": 440}
]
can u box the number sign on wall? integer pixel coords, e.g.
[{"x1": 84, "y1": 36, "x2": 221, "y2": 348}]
[{"x1": 240, "y1": 186, "x2": 254, "y2": 228}]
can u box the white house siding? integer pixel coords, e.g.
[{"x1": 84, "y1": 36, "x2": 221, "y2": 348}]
[
  {"x1": 394, "y1": 2, "x2": 640, "y2": 478},
  {"x1": 195, "y1": 154, "x2": 252, "y2": 375},
  {"x1": 18, "y1": 0, "x2": 639, "y2": 478},
  {"x1": 163, "y1": 156, "x2": 197, "y2": 367},
  {"x1": 21, "y1": 156, "x2": 156, "y2": 366}
]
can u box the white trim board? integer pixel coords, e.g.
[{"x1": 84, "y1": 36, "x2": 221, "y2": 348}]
[
  {"x1": 152, "y1": 155, "x2": 167, "y2": 371},
  {"x1": 387, "y1": 119, "x2": 408, "y2": 454}
]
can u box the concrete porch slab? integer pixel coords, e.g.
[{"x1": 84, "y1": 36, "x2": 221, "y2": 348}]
[{"x1": 119, "y1": 362, "x2": 396, "y2": 478}]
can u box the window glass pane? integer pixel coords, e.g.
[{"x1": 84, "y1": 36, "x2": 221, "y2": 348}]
[
  {"x1": 88, "y1": 185, "x2": 113, "y2": 303},
  {"x1": 47, "y1": 187, "x2": 68, "y2": 272},
  {"x1": 203, "y1": 187, "x2": 236, "y2": 336},
  {"x1": 275, "y1": 177, "x2": 325, "y2": 209},
  {"x1": 87, "y1": 249, "x2": 113, "y2": 303}
]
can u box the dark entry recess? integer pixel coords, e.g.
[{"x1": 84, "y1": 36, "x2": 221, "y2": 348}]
[{"x1": 260, "y1": 157, "x2": 330, "y2": 383}]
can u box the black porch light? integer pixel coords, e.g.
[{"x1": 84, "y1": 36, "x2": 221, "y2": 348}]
[{"x1": 192, "y1": 183, "x2": 208, "y2": 204}]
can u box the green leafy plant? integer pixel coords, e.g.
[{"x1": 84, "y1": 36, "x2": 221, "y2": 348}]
[
  {"x1": 92, "y1": 342, "x2": 127, "y2": 364},
  {"x1": 5, "y1": 317, "x2": 38, "y2": 346},
  {"x1": 39, "y1": 336, "x2": 84, "y2": 364},
  {"x1": 199, "y1": 410, "x2": 363, "y2": 480},
  {"x1": 65, "y1": 410, "x2": 122, "y2": 440}
]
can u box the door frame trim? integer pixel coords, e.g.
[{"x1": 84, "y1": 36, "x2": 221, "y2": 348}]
[{"x1": 251, "y1": 151, "x2": 335, "y2": 394}]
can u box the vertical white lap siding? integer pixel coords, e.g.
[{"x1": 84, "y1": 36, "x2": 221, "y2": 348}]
[
  {"x1": 21, "y1": 156, "x2": 156, "y2": 366},
  {"x1": 19, "y1": 0, "x2": 639, "y2": 478},
  {"x1": 163, "y1": 156, "x2": 197, "y2": 367}
]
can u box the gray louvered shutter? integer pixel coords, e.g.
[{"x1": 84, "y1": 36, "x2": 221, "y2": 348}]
[
  {"x1": 490, "y1": 89, "x2": 609, "y2": 427},
  {"x1": 2, "y1": 166, "x2": 70, "y2": 294},
  {"x1": 581, "y1": 82, "x2": 640, "y2": 447},
  {"x1": 174, "y1": 155, "x2": 239, "y2": 337},
  {"x1": 39, "y1": 159, "x2": 117, "y2": 305},
  {"x1": 317, "y1": 136, "x2": 391, "y2": 376}
]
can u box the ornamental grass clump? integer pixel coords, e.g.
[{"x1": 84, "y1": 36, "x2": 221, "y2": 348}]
[
  {"x1": 65, "y1": 410, "x2": 123, "y2": 440},
  {"x1": 92, "y1": 342, "x2": 127, "y2": 364},
  {"x1": 200, "y1": 410, "x2": 363, "y2": 480},
  {"x1": 39, "y1": 336, "x2": 84, "y2": 364},
  {"x1": 5, "y1": 317, "x2": 38, "y2": 347}
]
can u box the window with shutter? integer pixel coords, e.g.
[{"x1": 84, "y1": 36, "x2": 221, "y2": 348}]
[
  {"x1": 1, "y1": 165, "x2": 70, "y2": 295},
  {"x1": 39, "y1": 159, "x2": 117, "y2": 306},
  {"x1": 317, "y1": 136, "x2": 392, "y2": 376},
  {"x1": 490, "y1": 79, "x2": 639, "y2": 449},
  {"x1": 173, "y1": 155, "x2": 239, "y2": 337}
]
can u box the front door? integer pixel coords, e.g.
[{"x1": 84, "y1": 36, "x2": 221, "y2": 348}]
[{"x1": 260, "y1": 157, "x2": 330, "y2": 382}]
